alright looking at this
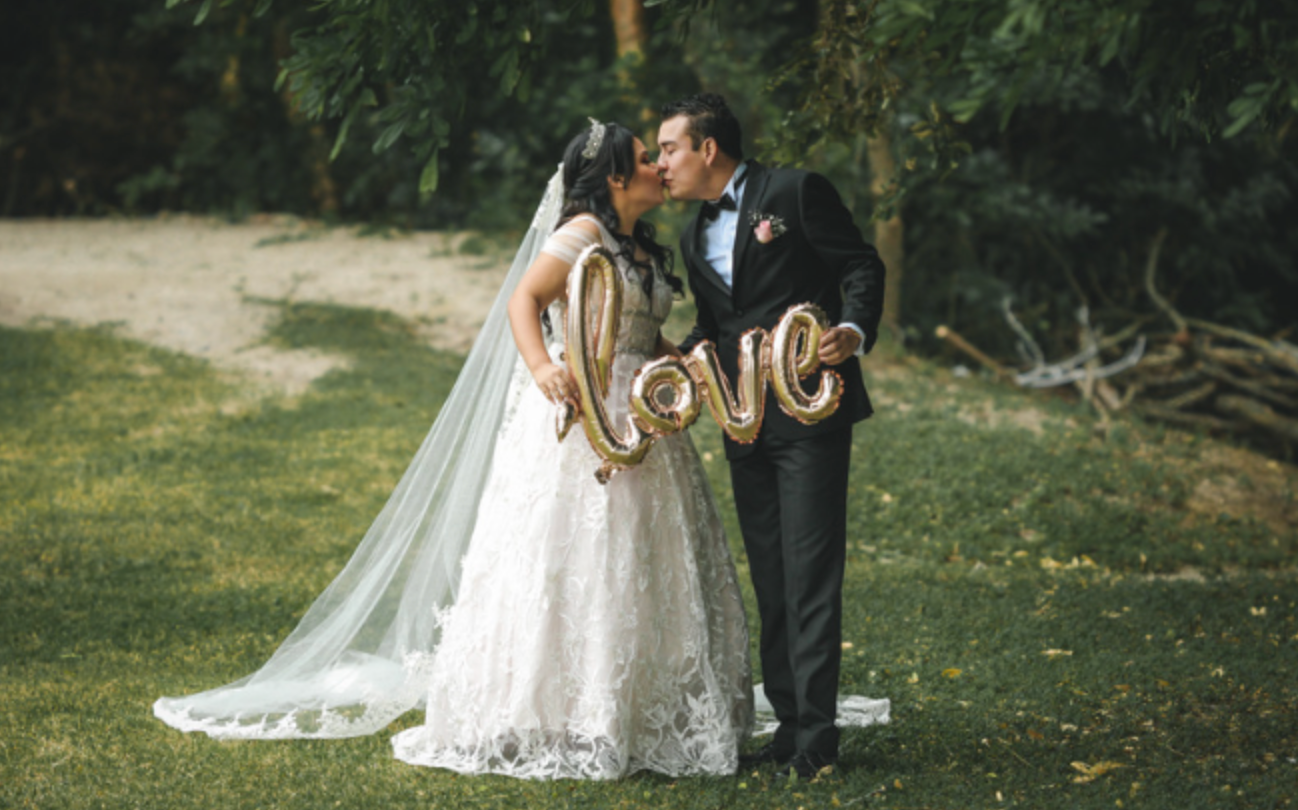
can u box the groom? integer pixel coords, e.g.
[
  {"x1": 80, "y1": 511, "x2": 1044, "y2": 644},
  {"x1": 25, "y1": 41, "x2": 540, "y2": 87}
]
[{"x1": 657, "y1": 94, "x2": 885, "y2": 778}]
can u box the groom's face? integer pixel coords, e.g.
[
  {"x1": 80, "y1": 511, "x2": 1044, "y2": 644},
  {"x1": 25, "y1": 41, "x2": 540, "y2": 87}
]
[{"x1": 655, "y1": 115, "x2": 710, "y2": 202}]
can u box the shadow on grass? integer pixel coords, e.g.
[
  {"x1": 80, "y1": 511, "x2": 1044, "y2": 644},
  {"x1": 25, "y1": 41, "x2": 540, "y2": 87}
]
[{"x1": 1, "y1": 305, "x2": 463, "y2": 669}]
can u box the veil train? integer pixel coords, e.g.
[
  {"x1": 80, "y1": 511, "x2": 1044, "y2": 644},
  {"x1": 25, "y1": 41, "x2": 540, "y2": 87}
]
[{"x1": 153, "y1": 168, "x2": 567, "y2": 739}]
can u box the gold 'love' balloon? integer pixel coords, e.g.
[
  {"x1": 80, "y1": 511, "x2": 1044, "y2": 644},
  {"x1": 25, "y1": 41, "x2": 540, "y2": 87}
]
[
  {"x1": 630, "y1": 357, "x2": 702, "y2": 437},
  {"x1": 769, "y1": 303, "x2": 844, "y2": 425},
  {"x1": 563, "y1": 244, "x2": 652, "y2": 483},
  {"x1": 558, "y1": 244, "x2": 844, "y2": 483},
  {"x1": 682, "y1": 331, "x2": 767, "y2": 445}
]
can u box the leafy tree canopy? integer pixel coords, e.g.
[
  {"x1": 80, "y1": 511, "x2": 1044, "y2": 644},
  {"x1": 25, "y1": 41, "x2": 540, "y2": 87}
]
[
  {"x1": 655, "y1": 0, "x2": 1298, "y2": 162},
  {"x1": 5, "y1": 0, "x2": 1293, "y2": 347}
]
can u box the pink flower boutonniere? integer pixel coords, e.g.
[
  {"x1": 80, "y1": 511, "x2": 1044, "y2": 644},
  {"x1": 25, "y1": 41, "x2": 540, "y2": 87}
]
[{"x1": 749, "y1": 211, "x2": 788, "y2": 244}]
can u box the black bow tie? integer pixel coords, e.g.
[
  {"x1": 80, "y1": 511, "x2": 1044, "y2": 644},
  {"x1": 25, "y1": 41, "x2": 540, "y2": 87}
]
[
  {"x1": 700, "y1": 169, "x2": 748, "y2": 222},
  {"x1": 701, "y1": 193, "x2": 737, "y2": 222}
]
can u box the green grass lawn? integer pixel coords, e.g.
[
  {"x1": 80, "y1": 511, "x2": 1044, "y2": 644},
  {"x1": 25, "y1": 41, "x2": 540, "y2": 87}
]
[{"x1": 2, "y1": 303, "x2": 1295, "y2": 809}]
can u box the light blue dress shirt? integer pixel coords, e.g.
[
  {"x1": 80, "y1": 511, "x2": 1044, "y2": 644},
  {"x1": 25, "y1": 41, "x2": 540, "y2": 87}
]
[{"x1": 700, "y1": 165, "x2": 748, "y2": 290}]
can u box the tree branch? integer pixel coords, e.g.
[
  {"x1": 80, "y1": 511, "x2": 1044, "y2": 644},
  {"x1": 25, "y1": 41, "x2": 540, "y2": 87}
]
[{"x1": 1142, "y1": 228, "x2": 1184, "y2": 335}]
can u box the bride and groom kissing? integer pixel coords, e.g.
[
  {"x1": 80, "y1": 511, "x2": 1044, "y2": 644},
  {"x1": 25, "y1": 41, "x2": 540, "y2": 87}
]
[{"x1": 155, "y1": 93, "x2": 888, "y2": 782}]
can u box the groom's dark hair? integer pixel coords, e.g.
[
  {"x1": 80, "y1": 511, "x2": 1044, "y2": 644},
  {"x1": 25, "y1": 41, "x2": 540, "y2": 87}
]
[{"x1": 660, "y1": 93, "x2": 744, "y2": 161}]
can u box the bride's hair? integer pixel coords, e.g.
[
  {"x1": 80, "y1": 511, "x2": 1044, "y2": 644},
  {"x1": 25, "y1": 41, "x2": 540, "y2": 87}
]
[{"x1": 558, "y1": 122, "x2": 682, "y2": 300}]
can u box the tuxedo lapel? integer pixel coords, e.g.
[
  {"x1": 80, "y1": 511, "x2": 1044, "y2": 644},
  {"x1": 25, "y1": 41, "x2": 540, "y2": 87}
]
[
  {"x1": 683, "y1": 212, "x2": 732, "y2": 298},
  {"x1": 730, "y1": 160, "x2": 769, "y2": 302}
]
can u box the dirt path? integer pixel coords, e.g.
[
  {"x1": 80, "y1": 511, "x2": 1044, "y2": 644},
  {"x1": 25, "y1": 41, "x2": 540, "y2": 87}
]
[{"x1": 0, "y1": 216, "x2": 509, "y2": 394}]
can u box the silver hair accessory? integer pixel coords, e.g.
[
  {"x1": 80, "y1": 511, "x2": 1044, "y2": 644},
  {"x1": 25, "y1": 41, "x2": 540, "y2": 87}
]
[{"x1": 582, "y1": 117, "x2": 607, "y2": 160}]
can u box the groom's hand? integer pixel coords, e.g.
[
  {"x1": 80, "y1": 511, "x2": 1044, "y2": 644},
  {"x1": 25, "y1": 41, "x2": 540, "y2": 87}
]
[{"x1": 818, "y1": 326, "x2": 862, "y2": 366}]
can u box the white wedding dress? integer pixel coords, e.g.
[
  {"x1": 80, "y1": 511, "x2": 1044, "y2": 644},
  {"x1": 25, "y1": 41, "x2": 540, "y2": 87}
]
[{"x1": 389, "y1": 216, "x2": 754, "y2": 778}]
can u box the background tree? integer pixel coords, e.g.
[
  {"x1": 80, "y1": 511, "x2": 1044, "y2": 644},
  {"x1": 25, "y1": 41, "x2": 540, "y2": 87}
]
[
  {"x1": 3, "y1": 0, "x2": 1293, "y2": 359},
  {"x1": 1, "y1": 0, "x2": 641, "y2": 222},
  {"x1": 657, "y1": 0, "x2": 1297, "y2": 349}
]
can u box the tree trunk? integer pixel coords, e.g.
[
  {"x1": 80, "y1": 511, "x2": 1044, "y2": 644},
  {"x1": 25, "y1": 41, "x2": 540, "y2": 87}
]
[
  {"x1": 609, "y1": 0, "x2": 654, "y2": 128},
  {"x1": 866, "y1": 129, "x2": 904, "y2": 339},
  {"x1": 219, "y1": 14, "x2": 248, "y2": 105},
  {"x1": 274, "y1": 21, "x2": 338, "y2": 214},
  {"x1": 819, "y1": 0, "x2": 905, "y2": 341},
  {"x1": 609, "y1": 0, "x2": 646, "y2": 58}
]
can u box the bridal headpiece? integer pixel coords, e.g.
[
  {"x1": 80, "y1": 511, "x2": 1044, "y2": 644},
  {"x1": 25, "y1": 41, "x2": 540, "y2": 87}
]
[{"x1": 582, "y1": 117, "x2": 607, "y2": 159}]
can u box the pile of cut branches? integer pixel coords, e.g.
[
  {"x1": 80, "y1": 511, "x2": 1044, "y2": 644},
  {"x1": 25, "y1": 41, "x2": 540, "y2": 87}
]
[
  {"x1": 1131, "y1": 320, "x2": 1298, "y2": 447},
  {"x1": 936, "y1": 230, "x2": 1298, "y2": 457}
]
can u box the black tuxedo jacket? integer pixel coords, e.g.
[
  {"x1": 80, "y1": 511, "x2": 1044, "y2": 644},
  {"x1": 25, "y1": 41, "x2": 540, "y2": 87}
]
[{"x1": 678, "y1": 160, "x2": 886, "y2": 459}]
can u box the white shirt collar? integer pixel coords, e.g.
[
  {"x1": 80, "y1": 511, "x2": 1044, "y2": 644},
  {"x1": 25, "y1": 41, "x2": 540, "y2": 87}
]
[
  {"x1": 705, "y1": 164, "x2": 748, "y2": 206},
  {"x1": 721, "y1": 163, "x2": 747, "y2": 201}
]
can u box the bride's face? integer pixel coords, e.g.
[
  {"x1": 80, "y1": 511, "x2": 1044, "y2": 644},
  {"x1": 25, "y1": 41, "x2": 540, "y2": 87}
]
[{"x1": 610, "y1": 138, "x2": 664, "y2": 214}]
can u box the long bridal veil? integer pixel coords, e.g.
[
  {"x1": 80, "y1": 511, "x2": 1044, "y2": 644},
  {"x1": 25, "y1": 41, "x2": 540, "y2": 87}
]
[{"x1": 153, "y1": 168, "x2": 567, "y2": 739}]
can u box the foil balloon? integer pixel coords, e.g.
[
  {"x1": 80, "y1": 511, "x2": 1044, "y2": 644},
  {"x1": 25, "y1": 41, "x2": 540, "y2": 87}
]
[
  {"x1": 684, "y1": 329, "x2": 768, "y2": 444},
  {"x1": 563, "y1": 244, "x2": 652, "y2": 482},
  {"x1": 769, "y1": 303, "x2": 844, "y2": 424},
  {"x1": 630, "y1": 357, "x2": 703, "y2": 437},
  {"x1": 556, "y1": 244, "x2": 845, "y2": 479},
  {"x1": 555, "y1": 400, "x2": 579, "y2": 442}
]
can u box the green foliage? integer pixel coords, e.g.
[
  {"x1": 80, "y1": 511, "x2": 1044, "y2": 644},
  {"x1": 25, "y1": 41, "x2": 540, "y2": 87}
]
[
  {"x1": 168, "y1": 0, "x2": 603, "y2": 203},
  {"x1": 3, "y1": 313, "x2": 1295, "y2": 808},
  {"x1": 899, "y1": 64, "x2": 1298, "y2": 355},
  {"x1": 4, "y1": 0, "x2": 713, "y2": 227},
  {"x1": 680, "y1": 0, "x2": 1298, "y2": 347},
  {"x1": 4, "y1": 0, "x2": 1296, "y2": 350},
  {"x1": 0, "y1": 0, "x2": 334, "y2": 215},
  {"x1": 659, "y1": 0, "x2": 1298, "y2": 156}
]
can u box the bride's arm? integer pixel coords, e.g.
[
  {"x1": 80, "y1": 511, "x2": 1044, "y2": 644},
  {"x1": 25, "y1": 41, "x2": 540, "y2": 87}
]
[
  {"x1": 507, "y1": 218, "x2": 601, "y2": 407},
  {"x1": 508, "y1": 252, "x2": 577, "y2": 406}
]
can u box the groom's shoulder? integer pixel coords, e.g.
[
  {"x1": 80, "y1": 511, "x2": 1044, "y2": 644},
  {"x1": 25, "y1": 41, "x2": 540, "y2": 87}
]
[
  {"x1": 760, "y1": 163, "x2": 811, "y2": 184},
  {"x1": 759, "y1": 163, "x2": 834, "y2": 194},
  {"x1": 756, "y1": 165, "x2": 855, "y2": 219}
]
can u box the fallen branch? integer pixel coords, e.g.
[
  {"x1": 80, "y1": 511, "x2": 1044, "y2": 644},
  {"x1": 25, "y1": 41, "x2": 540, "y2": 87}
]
[
  {"x1": 935, "y1": 325, "x2": 1012, "y2": 378},
  {"x1": 1156, "y1": 380, "x2": 1217, "y2": 411},
  {"x1": 1216, "y1": 395, "x2": 1298, "y2": 442},
  {"x1": 1139, "y1": 367, "x2": 1205, "y2": 388},
  {"x1": 1138, "y1": 342, "x2": 1186, "y2": 368},
  {"x1": 1000, "y1": 301, "x2": 1147, "y2": 389},
  {"x1": 1142, "y1": 228, "x2": 1184, "y2": 335},
  {"x1": 1187, "y1": 318, "x2": 1298, "y2": 377},
  {"x1": 1200, "y1": 363, "x2": 1298, "y2": 410},
  {"x1": 1135, "y1": 403, "x2": 1241, "y2": 432},
  {"x1": 1203, "y1": 346, "x2": 1273, "y2": 370},
  {"x1": 1095, "y1": 378, "x2": 1123, "y2": 412},
  {"x1": 1001, "y1": 296, "x2": 1046, "y2": 367},
  {"x1": 1096, "y1": 316, "x2": 1156, "y2": 351},
  {"x1": 1016, "y1": 337, "x2": 1146, "y2": 388},
  {"x1": 946, "y1": 273, "x2": 1294, "y2": 455}
]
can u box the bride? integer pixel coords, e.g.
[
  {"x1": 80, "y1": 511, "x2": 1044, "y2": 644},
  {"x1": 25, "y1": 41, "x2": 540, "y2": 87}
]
[{"x1": 154, "y1": 119, "x2": 755, "y2": 779}]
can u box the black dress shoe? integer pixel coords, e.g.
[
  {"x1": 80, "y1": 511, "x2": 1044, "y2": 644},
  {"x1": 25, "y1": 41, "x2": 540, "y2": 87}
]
[
  {"x1": 738, "y1": 742, "x2": 795, "y2": 767},
  {"x1": 775, "y1": 752, "x2": 837, "y2": 780}
]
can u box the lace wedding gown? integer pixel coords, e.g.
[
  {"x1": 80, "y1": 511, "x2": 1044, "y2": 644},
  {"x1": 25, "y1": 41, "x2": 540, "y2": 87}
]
[{"x1": 388, "y1": 216, "x2": 754, "y2": 778}]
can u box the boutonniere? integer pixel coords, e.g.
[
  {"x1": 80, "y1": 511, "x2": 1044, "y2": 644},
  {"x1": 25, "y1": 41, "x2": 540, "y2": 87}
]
[{"x1": 749, "y1": 211, "x2": 788, "y2": 244}]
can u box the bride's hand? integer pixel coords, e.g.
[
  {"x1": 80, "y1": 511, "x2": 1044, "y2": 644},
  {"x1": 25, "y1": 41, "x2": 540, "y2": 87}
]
[{"x1": 533, "y1": 362, "x2": 581, "y2": 410}]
